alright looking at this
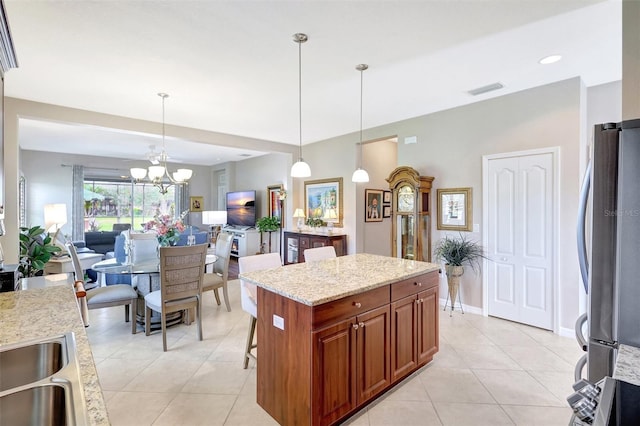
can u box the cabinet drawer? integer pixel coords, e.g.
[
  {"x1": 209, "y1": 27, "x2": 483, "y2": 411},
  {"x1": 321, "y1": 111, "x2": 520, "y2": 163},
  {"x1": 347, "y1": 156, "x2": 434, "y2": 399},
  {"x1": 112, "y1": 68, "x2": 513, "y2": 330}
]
[
  {"x1": 313, "y1": 285, "x2": 390, "y2": 328},
  {"x1": 391, "y1": 272, "x2": 438, "y2": 301}
]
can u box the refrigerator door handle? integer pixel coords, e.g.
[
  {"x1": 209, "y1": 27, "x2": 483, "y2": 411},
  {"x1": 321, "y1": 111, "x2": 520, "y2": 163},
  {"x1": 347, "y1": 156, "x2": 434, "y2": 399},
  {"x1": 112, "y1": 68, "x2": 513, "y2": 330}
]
[
  {"x1": 575, "y1": 312, "x2": 588, "y2": 351},
  {"x1": 577, "y1": 161, "x2": 591, "y2": 294},
  {"x1": 574, "y1": 353, "x2": 588, "y2": 382}
]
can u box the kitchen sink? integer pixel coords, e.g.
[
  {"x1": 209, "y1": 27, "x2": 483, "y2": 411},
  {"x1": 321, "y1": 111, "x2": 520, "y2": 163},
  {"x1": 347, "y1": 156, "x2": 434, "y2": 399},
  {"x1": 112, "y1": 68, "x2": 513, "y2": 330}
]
[
  {"x1": 0, "y1": 339, "x2": 66, "y2": 392},
  {"x1": 0, "y1": 333, "x2": 88, "y2": 425},
  {"x1": 0, "y1": 384, "x2": 68, "y2": 426}
]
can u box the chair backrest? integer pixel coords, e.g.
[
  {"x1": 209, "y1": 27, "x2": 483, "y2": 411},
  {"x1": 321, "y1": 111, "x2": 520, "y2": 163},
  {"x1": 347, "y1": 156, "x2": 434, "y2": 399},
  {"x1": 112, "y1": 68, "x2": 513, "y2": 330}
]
[
  {"x1": 238, "y1": 252, "x2": 281, "y2": 317},
  {"x1": 303, "y1": 246, "x2": 337, "y2": 262},
  {"x1": 159, "y1": 244, "x2": 208, "y2": 305},
  {"x1": 129, "y1": 232, "x2": 159, "y2": 263},
  {"x1": 65, "y1": 242, "x2": 84, "y2": 281},
  {"x1": 212, "y1": 232, "x2": 233, "y2": 279}
]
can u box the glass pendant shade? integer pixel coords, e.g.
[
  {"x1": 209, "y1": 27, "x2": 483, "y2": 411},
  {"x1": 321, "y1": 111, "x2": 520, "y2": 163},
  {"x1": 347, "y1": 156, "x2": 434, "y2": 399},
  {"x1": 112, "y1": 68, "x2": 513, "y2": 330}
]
[
  {"x1": 291, "y1": 159, "x2": 311, "y2": 178},
  {"x1": 148, "y1": 166, "x2": 165, "y2": 180},
  {"x1": 351, "y1": 168, "x2": 370, "y2": 183},
  {"x1": 130, "y1": 168, "x2": 147, "y2": 180}
]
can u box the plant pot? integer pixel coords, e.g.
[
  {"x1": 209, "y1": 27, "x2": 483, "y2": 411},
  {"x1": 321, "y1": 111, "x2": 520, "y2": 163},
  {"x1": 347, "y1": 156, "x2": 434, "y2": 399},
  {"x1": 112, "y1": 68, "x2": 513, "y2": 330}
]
[{"x1": 444, "y1": 264, "x2": 464, "y2": 307}]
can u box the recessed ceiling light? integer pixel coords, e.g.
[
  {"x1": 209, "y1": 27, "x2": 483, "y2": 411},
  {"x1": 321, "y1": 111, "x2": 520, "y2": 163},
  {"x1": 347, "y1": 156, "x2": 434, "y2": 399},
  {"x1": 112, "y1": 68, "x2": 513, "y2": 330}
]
[{"x1": 539, "y1": 55, "x2": 562, "y2": 65}]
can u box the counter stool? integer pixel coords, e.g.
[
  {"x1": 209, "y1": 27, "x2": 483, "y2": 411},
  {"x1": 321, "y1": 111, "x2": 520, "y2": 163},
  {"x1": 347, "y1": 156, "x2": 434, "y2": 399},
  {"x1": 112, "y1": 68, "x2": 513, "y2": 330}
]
[{"x1": 238, "y1": 252, "x2": 282, "y2": 368}]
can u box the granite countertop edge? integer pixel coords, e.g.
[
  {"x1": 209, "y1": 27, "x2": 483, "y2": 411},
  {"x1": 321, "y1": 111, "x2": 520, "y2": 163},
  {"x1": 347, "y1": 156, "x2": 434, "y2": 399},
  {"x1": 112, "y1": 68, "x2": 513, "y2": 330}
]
[{"x1": 240, "y1": 254, "x2": 441, "y2": 306}]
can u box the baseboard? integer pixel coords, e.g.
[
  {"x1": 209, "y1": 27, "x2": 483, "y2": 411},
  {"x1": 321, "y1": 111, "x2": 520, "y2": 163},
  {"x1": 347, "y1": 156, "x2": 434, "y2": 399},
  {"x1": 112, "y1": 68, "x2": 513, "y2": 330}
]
[
  {"x1": 439, "y1": 298, "x2": 483, "y2": 315},
  {"x1": 559, "y1": 326, "x2": 575, "y2": 338}
]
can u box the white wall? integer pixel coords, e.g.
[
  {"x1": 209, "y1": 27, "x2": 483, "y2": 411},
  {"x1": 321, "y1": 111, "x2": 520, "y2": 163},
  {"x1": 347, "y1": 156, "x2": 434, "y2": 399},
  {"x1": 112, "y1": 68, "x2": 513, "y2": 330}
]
[{"x1": 302, "y1": 77, "x2": 596, "y2": 332}]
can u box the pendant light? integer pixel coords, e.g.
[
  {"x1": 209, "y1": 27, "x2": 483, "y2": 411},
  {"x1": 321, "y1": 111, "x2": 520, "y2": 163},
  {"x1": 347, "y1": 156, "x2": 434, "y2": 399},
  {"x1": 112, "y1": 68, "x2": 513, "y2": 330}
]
[
  {"x1": 130, "y1": 93, "x2": 192, "y2": 194},
  {"x1": 351, "y1": 64, "x2": 370, "y2": 183},
  {"x1": 290, "y1": 33, "x2": 311, "y2": 178}
]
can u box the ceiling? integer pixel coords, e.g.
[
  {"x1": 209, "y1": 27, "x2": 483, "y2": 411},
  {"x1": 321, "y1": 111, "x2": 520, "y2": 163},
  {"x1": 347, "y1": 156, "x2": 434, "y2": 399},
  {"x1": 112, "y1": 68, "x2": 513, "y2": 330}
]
[{"x1": 4, "y1": 0, "x2": 621, "y2": 167}]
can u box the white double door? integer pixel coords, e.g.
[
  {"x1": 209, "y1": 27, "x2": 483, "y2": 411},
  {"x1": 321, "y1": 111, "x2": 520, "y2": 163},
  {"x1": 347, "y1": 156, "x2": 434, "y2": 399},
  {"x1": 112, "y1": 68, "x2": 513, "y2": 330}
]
[{"x1": 484, "y1": 150, "x2": 555, "y2": 330}]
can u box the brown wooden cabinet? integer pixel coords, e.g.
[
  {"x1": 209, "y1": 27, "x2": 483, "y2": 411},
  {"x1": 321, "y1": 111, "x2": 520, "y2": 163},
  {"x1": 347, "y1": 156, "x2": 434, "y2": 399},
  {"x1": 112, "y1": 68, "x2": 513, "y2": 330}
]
[
  {"x1": 257, "y1": 269, "x2": 438, "y2": 426},
  {"x1": 391, "y1": 272, "x2": 439, "y2": 383},
  {"x1": 284, "y1": 231, "x2": 347, "y2": 265}
]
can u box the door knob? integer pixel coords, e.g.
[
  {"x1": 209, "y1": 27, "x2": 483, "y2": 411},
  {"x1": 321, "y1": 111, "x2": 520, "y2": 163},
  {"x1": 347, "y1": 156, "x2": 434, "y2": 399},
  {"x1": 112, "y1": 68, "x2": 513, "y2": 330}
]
[
  {"x1": 358, "y1": 322, "x2": 365, "y2": 328},
  {"x1": 353, "y1": 302, "x2": 362, "y2": 308}
]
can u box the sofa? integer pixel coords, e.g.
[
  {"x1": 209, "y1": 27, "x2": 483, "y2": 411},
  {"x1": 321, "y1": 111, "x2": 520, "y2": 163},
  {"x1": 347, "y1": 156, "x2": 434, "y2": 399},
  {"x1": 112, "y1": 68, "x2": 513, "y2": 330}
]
[{"x1": 84, "y1": 231, "x2": 121, "y2": 254}]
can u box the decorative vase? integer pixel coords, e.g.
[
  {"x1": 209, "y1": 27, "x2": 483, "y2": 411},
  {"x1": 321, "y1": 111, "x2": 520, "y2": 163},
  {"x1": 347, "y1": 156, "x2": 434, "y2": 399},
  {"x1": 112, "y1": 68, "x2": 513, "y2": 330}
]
[{"x1": 444, "y1": 264, "x2": 464, "y2": 314}]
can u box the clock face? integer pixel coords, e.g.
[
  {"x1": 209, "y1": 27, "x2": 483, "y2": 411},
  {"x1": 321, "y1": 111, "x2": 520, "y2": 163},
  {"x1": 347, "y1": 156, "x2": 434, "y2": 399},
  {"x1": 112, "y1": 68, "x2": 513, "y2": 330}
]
[{"x1": 397, "y1": 190, "x2": 414, "y2": 213}]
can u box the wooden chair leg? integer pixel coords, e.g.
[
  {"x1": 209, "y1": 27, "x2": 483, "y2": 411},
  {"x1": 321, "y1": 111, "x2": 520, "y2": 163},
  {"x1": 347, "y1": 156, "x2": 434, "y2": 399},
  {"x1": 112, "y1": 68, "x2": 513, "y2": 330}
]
[
  {"x1": 213, "y1": 288, "x2": 221, "y2": 306},
  {"x1": 130, "y1": 299, "x2": 137, "y2": 334},
  {"x1": 125, "y1": 304, "x2": 130, "y2": 322},
  {"x1": 222, "y1": 285, "x2": 231, "y2": 312},
  {"x1": 196, "y1": 298, "x2": 203, "y2": 342},
  {"x1": 145, "y1": 305, "x2": 151, "y2": 336},
  {"x1": 244, "y1": 316, "x2": 257, "y2": 369},
  {"x1": 161, "y1": 311, "x2": 167, "y2": 352}
]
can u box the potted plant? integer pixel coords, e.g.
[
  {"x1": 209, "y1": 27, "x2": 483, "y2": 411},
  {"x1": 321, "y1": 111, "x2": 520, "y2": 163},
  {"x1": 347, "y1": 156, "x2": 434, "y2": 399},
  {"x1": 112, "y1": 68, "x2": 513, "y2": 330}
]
[
  {"x1": 19, "y1": 226, "x2": 62, "y2": 277},
  {"x1": 434, "y1": 233, "x2": 485, "y2": 315},
  {"x1": 256, "y1": 216, "x2": 280, "y2": 253}
]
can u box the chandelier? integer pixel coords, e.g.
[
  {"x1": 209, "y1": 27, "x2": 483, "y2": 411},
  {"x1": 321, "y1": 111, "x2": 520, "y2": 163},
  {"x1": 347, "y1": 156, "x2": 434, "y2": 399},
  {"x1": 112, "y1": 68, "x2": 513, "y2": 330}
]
[{"x1": 130, "y1": 93, "x2": 193, "y2": 194}]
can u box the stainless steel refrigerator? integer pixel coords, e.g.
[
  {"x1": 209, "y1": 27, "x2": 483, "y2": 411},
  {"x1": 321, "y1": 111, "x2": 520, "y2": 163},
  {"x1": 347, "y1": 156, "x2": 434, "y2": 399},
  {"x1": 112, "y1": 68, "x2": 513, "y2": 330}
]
[{"x1": 576, "y1": 119, "x2": 640, "y2": 383}]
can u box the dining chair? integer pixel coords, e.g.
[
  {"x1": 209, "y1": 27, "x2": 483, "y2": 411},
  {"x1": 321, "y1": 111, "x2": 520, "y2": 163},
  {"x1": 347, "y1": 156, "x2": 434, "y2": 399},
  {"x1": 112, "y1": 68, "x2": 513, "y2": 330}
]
[
  {"x1": 66, "y1": 242, "x2": 138, "y2": 333},
  {"x1": 303, "y1": 246, "x2": 337, "y2": 262},
  {"x1": 144, "y1": 244, "x2": 208, "y2": 351},
  {"x1": 202, "y1": 232, "x2": 233, "y2": 311},
  {"x1": 238, "y1": 252, "x2": 282, "y2": 368}
]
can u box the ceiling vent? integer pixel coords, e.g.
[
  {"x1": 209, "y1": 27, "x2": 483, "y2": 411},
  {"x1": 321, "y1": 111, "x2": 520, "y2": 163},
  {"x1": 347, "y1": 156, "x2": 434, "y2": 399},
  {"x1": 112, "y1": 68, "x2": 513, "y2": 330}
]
[{"x1": 468, "y1": 82, "x2": 504, "y2": 96}]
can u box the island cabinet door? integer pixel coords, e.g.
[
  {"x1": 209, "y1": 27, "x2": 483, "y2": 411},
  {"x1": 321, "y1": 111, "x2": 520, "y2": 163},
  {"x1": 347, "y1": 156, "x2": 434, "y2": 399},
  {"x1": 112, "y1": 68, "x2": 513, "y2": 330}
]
[
  {"x1": 312, "y1": 317, "x2": 357, "y2": 426},
  {"x1": 390, "y1": 295, "x2": 418, "y2": 382},
  {"x1": 417, "y1": 286, "x2": 439, "y2": 365},
  {"x1": 356, "y1": 304, "x2": 392, "y2": 404}
]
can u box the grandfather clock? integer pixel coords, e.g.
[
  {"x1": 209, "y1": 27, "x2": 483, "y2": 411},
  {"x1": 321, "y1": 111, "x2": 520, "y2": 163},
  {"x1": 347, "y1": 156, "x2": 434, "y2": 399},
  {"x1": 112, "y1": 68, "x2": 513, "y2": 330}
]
[{"x1": 386, "y1": 166, "x2": 434, "y2": 262}]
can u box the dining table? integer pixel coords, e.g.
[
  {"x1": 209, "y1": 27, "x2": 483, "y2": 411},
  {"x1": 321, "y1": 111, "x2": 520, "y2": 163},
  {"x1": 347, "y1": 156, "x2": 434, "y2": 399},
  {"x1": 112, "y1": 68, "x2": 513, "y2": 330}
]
[{"x1": 91, "y1": 254, "x2": 218, "y2": 329}]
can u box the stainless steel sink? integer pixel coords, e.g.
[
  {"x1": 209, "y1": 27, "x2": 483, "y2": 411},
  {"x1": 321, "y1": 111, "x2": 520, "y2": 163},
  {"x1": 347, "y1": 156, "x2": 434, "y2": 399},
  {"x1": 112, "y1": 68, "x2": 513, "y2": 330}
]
[
  {"x1": 0, "y1": 333, "x2": 88, "y2": 425},
  {"x1": 0, "y1": 384, "x2": 68, "y2": 426},
  {"x1": 0, "y1": 339, "x2": 66, "y2": 392}
]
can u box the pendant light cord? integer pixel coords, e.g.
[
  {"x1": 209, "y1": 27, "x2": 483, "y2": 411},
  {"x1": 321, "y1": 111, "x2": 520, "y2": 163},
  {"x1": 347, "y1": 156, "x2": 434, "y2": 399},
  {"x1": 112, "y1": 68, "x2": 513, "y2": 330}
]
[
  {"x1": 298, "y1": 38, "x2": 303, "y2": 159},
  {"x1": 359, "y1": 67, "x2": 363, "y2": 168}
]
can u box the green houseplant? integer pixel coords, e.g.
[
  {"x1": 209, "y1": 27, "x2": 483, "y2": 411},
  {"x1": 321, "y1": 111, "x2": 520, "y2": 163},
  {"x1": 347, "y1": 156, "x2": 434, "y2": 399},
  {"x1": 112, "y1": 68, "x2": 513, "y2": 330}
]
[
  {"x1": 19, "y1": 226, "x2": 62, "y2": 277},
  {"x1": 434, "y1": 233, "x2": 485, "y2": 315},
  {"x1": 256, "y1": 216, "x2": 281, "y2": 253}
]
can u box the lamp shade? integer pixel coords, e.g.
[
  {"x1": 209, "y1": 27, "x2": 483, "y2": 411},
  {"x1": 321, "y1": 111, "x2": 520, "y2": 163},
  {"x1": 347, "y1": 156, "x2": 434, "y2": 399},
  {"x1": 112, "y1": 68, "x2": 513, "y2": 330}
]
[
  {"x1": 351, "y1": 168, "x2": 370, "y2": 183},
  {"x1": 291, "y1": 160, "x2": 311, "y2": 178},
  {"x1": 130, "y1": 168, "x2": 147, "y2": 180},
  {"x1": 148, "y1": 165, "x2": 165, "y2": 180},
  {"x1": 202, "y1": 210, "x2": 227, "y2": 225},
  {"x1": 293, "y1": 208, "x2": 306, "y2": 218},
  {"x1": 44, "y1": 203, "x2": 67, "y2": 232},
  {"x1": 323, "y1": 208, "x2": 337, "y2": 220}
]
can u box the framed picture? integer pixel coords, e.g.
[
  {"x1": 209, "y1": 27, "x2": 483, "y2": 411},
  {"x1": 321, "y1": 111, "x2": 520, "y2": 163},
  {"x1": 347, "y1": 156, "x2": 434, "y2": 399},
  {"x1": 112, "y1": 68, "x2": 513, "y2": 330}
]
[
  {"x1": 365, "y1": 189, "x2": 383, "y2": 222},
  {"x1": 304, "y1": 177, "x2": 343, "y2": 227},
  {"x1": 437, "y1": 187, "x2": 472, "y2": 231},
  {"x1": 190, "y1": 196, "x2": 204, "y2": 212},
  {"x1": 383, "y1": 205, "x2": 391, "y2": 218},
  {"x1": 267, "y1": 184, "x2": 284, "y2": 227},
  {"x1": 383, "y1": 190, "x2": 391, "y2": 204}
]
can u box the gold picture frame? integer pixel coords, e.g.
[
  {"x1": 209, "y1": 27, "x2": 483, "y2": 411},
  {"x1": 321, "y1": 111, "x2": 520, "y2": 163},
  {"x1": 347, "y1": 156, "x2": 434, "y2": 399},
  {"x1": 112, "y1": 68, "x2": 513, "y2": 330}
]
[
  {"x1": 304, "y1": 177, "x2": 343, "y2": 227},
  {"x1": 189, "y1": 196, "x2": 204, "y2": 212},
  {"x1": 437, "y1": 188, "x2": 472, "y2": 231},
  {"x1": 267, "y1": 184, "x2": 284, "y2": 227}
]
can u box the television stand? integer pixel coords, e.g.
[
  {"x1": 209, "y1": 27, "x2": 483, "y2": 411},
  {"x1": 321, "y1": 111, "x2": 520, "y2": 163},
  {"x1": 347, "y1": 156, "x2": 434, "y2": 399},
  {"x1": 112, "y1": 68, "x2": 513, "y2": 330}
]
[{"x1": 221, "y1": 228, "x2": 260, "y2": 258}]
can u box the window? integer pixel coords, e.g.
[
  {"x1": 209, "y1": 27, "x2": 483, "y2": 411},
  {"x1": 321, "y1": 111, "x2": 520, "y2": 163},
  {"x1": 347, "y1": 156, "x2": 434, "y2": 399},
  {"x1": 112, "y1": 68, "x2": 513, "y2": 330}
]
[{"x1": 84, "y1": 179, "x2": 177, "y2": 232}]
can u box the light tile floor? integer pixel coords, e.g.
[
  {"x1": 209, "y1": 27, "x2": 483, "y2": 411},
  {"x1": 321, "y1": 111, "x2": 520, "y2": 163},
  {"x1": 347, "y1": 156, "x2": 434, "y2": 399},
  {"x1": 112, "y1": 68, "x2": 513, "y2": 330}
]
[{"x1": 87, "y1": 280, "x2": 581, "y2": 425}]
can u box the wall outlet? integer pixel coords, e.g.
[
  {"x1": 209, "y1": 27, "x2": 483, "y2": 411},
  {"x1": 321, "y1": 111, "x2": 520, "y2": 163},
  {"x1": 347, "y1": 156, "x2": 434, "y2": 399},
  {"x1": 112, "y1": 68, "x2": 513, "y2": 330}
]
[{"x1": 273, "y1": 314, "x2": 285, "y2": 330}]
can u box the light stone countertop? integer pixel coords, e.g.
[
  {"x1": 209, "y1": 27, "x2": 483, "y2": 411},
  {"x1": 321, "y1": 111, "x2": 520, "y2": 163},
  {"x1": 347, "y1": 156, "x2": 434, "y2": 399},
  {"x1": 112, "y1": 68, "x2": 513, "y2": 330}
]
[
  {"x1": 613, "y1": 344, "x2": 640, "y2": 387},
  {"x1": 240, "y1": 253, "x2": 440, "y2": 306},
  {"x1": 0, "y1": 280, "x2": 109, "y2": 425}
]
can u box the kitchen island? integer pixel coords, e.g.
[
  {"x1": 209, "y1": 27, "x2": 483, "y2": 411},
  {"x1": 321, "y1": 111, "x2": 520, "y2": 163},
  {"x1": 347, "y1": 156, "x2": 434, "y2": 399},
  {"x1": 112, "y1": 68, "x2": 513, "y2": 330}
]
[
  {"x1": 0, "y1": 275, "x2": 109, "y2": 425},
  {"x1": 240, "y1": 253, "x2": 440, "y2": 426}
]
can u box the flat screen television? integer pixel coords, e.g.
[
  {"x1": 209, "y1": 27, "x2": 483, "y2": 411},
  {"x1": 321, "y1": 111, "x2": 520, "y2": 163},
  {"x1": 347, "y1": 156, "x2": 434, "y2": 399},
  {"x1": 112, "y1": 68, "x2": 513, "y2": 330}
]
[{"x1": 226, "y1": 190, "x2": 257, "y2": 228}]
